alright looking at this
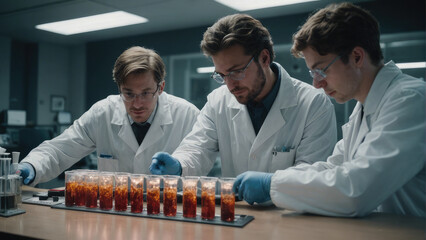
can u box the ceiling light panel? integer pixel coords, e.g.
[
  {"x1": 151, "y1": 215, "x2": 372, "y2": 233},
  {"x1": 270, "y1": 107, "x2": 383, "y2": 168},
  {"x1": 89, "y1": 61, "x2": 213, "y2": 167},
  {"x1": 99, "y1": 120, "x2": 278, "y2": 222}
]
[
  {"x1": 395, "y1": 62, "x2": 426, "y2": 69},
  {"x1": 36, "y1": 11, "x2": 148, "y2": 35},
  {"x1": 214, "y1": 0, "x2": 319, "y2": 11}
]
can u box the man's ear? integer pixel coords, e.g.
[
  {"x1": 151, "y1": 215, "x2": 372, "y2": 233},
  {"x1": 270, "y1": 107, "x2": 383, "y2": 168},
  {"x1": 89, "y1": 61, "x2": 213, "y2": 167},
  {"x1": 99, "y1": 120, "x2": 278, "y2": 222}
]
[
  {"x1": 352, "y1": 46, "x2": 365, "y2": 67},
  {"x1": 158, "y1": 80, "x2": 165, "y2": 94},
  {"x1": 259, "y1": 48, "x2": 271, "y2": 67}
]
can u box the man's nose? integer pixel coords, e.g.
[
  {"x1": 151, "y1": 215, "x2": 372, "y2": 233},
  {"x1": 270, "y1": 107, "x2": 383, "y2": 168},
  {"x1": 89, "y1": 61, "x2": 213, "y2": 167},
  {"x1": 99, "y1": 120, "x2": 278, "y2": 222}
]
[
  {"x1": 132, "y1": 95, "x2": 145, "y2": 107},
  {"x1": 313, "y1": 79, "x2": 326, "y2": 89},
  {"x1": 226, "y1": 77, "x2": 239, "y2": 88}
]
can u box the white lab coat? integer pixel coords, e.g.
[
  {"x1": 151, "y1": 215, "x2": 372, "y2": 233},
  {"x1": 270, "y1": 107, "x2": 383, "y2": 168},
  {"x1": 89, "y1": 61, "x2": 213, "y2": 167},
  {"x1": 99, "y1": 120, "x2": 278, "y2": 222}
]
[
  {"x1": 23, "y1": 92, "x2": 199, "y2": 186},
  {"x1": 270, "y1": 61, "x2": 426, "y2": 217},
  {"x1": 174, "y1": 62, "x2": 337, "y2": 177}
]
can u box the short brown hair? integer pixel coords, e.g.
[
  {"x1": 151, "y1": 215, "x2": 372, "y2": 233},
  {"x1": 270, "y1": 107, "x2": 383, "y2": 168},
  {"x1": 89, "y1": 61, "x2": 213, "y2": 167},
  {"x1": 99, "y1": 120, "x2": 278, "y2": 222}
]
[
  {"x1": 113, "y1": 46, "x2": 165, "y2": 86},
  {"x1": 201, "y1": 14, "x2": 275, "y2": 62},
  {"x1": 291, "y1": 2, "x2": 383, "y2": 66}
]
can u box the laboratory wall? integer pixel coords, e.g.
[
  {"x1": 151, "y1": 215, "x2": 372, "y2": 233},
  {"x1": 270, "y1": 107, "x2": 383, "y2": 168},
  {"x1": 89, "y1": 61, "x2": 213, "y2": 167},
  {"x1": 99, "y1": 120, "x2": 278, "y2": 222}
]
[
  {"x1": 0, "y1": 37, "x2": 11, "y2": 111},
  {"x1": 37, "y1": 43, "x2": 70, "y2": 125},
  {"x1": 35, "y1": 44, "x2": 86, "y2": 126},
  {"x1": 1, "y1": 42, "x2": 86, "y2": 127}
]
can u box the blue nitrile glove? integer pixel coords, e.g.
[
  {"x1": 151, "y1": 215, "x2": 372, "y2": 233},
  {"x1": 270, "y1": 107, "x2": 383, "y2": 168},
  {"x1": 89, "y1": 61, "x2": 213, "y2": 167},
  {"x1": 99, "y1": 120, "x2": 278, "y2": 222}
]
[
  {"x1": 150, "y1": 152, "x2": 182, "y2": 175},
  {"x1": 233, "y1": 171, "x2": 273, "y2": 205},
  {"x1": 18, "y1": 162, "x2": 36, "y2": 185}
]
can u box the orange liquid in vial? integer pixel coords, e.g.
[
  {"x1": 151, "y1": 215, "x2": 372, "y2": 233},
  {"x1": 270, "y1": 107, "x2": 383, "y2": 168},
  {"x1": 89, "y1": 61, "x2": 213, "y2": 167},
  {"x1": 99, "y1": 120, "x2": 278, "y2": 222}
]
[
  {"x1": 114, "y1": 185, "x2": 128, "y2": 211},
  {"x1": 85, "y1": 183, "x2": 98, "y2": 208},
  {"x1": 75, "y1": 183, "x2": 86, "y2": 206},
  {"x1": 163, "y1": 187, "x2": 177, "y2": 217},
  {"x1": 130, "y1": 185, "x2": 143, "y2": 213},
  {"x1": 147, "y1": 188, "x2": 160, "y2": 215},
  {"x1": 65, "y1": 182, "x2": 77, "y2": 207},
  {"x1": 201, "y1": 192, "x2": 216, "y2": 220},
  {"x1": 99, "y1": 184, "x2": 113, "y2": 210},
  {"x1": 221, "y1": 194, "x2": 235, "y2": 222},
  {"x1": 183, "y1": 191, "x2": 197, "y2": 218}
]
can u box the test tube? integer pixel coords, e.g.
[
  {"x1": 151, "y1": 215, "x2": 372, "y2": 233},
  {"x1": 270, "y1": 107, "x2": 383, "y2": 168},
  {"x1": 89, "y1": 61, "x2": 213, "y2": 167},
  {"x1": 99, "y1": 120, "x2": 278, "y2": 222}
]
[
  {"x1": 182, "y1": 176, "x2": 199, "y2": 218},
  {"x1": 220, "y1": 178, "x2": 235, "y2": 222},
  {"x1": 98, "y1": 172, "x2": 114, "y2": 210},
  {"x1": 65, "y1": 171, "x2": 77, "y2": 207},
  {"x1": 74, "y1": 171, "x2": 86, "y2": 207},
  {"x1": 84, "y1": 171, "x2": 99, "y2": 208},
  {"x1": 146, "y1": 175, "x2": 162, "y2": 215},
  {"x1": 200, "y1": 177, "x2": 217, "y2": 220},
  {"x1": 114, "y1": 172, "x2": 130, "y2": 211},
  {"x1": 163, "y1": 175, "x2": 179, "y2": 217},
  {"x1": 130, "y1": 174, "x2": 145, "y2": 213}
]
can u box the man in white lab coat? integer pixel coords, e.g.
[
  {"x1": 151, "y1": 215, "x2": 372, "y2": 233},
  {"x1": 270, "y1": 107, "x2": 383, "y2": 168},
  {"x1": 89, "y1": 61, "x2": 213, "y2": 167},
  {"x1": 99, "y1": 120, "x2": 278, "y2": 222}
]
[
  {"x1": 234, "y1": 3, "x2": 425, "y2": 217},
  {"x1": 18, "y1": 46, "x2": 199, "y2": 186},
  {"x1": 150, "y1": 15, "x2": 337, "y2": 177}
]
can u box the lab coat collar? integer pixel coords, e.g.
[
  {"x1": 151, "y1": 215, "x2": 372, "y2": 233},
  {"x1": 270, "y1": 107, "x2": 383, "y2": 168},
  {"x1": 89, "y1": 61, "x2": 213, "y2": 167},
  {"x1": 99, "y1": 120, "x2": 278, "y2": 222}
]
[
  {"x1": 227, "y1": 62, "x2": 297, "y2": 110},
  {"x1": 347, "y1": 61, "x2": 399, "y2": 122},
  {"x1": 363, "y1": 61, "x2": 399, "y2": 116},
  {"x1": 111, "y1": 95, "x2": 128, "y2": 126},
  {"x1": 110, "y1": 93, "x2": 173, "y2": 153}
]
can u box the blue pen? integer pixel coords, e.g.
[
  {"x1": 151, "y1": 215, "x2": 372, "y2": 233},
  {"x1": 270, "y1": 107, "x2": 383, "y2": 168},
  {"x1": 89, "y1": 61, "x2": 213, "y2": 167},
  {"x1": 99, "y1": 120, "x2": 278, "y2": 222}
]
[{"x1": 99, "y1": 154, "x2": 112, "y2": 159}]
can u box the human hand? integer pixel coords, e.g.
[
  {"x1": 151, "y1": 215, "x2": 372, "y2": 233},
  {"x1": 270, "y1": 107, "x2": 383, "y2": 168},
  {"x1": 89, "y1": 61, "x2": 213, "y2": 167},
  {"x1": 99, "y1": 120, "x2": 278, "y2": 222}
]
[
  {"x1": 233, "y1": 171, "x2": 273, "y2": 205},
  {"x1": 150, "y1": 152, "x2": 182, "y2": 175},
  {"x1": 18, "y1": 162, "x2": 36, "y2": 185}
]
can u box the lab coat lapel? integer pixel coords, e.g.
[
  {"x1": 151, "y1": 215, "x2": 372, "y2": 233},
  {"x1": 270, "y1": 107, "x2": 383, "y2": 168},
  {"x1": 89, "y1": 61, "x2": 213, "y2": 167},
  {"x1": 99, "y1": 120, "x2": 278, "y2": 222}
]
[
  {"x1": 252, "y1": 105, "x2": 285, "y2": 152},
  {"x1": 111, "y1": 99, "x2": 139, "y2": 153},
  {"x1": 137, "y1": 93, "x2": 171, "y2": 155},
  {"x1": 228, "y1": 98, "x2": 256, "y2": 144},
  {"x1": 118, "y1": 122, "x2": 139, "y2": 152},
  {"x1": 349, "y1": 106, "x2": 369, "y2": 160},
  {"x1": 252, "y1": 65, "x2": 296, "y2": 152},
  {"x1": 347, "y1": 61, "x2": 399, "y2": 160}
]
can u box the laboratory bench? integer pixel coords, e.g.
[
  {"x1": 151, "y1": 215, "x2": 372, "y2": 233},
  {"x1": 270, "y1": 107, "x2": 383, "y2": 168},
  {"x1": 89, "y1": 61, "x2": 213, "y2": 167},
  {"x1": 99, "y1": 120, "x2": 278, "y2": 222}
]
[{"x1": 0, "y1": 187, "x2": 424, "y2": 240}]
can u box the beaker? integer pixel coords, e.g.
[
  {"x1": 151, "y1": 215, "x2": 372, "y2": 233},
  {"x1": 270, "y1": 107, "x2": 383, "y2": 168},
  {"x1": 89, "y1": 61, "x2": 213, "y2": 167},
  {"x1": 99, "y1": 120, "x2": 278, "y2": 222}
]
[
  {"x1": 65, "y1": 171, "x2": 77, "y2": 207},
  {"x1": 200, "y1": 177, "x2": 217, "y2": 220},
  {"x1": 220, "y1": 178, "x2": 235, "y2": 222},
  {"x1": 130, "y1": 174, "x2": 145, "y2": 213},
  {"x1": 98, "y1": 172, "x2": 114, "y2": 210},
  {"x1": 182, "y1": 176, "x2": 199, "y2": 218},
  {"x1": 146, "y1": 175, "x2": 162, "y2": 215},
  {"x1": 84, "y1": 171, "x2": 99, "y2": 208},
  {"x1": 114, "y1": 172, "x2": 130, "y2": 211},
  {"x1": 163, "y1": 175, "x2": 179, "y2": 217}
]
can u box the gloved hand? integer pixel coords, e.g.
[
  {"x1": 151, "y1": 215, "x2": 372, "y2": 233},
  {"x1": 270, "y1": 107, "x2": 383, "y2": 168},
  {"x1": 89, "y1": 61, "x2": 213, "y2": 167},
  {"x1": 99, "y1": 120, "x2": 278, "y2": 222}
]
[
  {"x1": 18, "y1": 162, "x2": 36, "y2": 185},
  {"x1": 233, "y1": 171, "x2": 273, "y2": 205},
  {"x1": 150, "y1": 152, "x2": 182, "y2": 175}
]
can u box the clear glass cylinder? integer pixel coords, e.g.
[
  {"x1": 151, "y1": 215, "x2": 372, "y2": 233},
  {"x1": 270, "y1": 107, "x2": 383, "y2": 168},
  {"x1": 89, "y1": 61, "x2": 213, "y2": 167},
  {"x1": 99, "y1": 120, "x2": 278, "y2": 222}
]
[
  {"x1": 74, "y1": 171, "x2": 87, "y2": 207},
  {"x1": 84, "y1": 171, "x2": 99, "y2": 208},
  {"x1": 98, "y1": 172, "x2": 114, "y2": 210},
  {"x1": 65, "y1": 171, "x2": 77, "y2": 207},
  {"x1": 220, "y1": 177, "x2": 235, "y2": 222},
  {"x1": 200, "y1": 177, "x2": 217, "y2": 220},
  {"x1": 130, "y1": 174, "x2": 145, "y2": 213},
  {"x1": 146, "y1": 175, "x2": 162, "y2": 215},
  {"x1": 182, "y1": 176, "x2": 199, "y2": 218},
  {"x1": 163, "y1": 175, "x2": 179, "y2": 217},
  {"x1": 114, "y1": 172, "x2": 130, "y2": 211}
]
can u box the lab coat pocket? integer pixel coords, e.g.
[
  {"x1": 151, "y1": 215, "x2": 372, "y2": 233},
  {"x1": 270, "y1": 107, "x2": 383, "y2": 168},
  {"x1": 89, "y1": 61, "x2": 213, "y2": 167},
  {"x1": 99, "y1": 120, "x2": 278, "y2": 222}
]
[
  {"x1": 270, "y1": 149, "x2": 296, "y2": 172},
  {"x1": 97, "y1": 157, "x2": 119, "y2": 172}
]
